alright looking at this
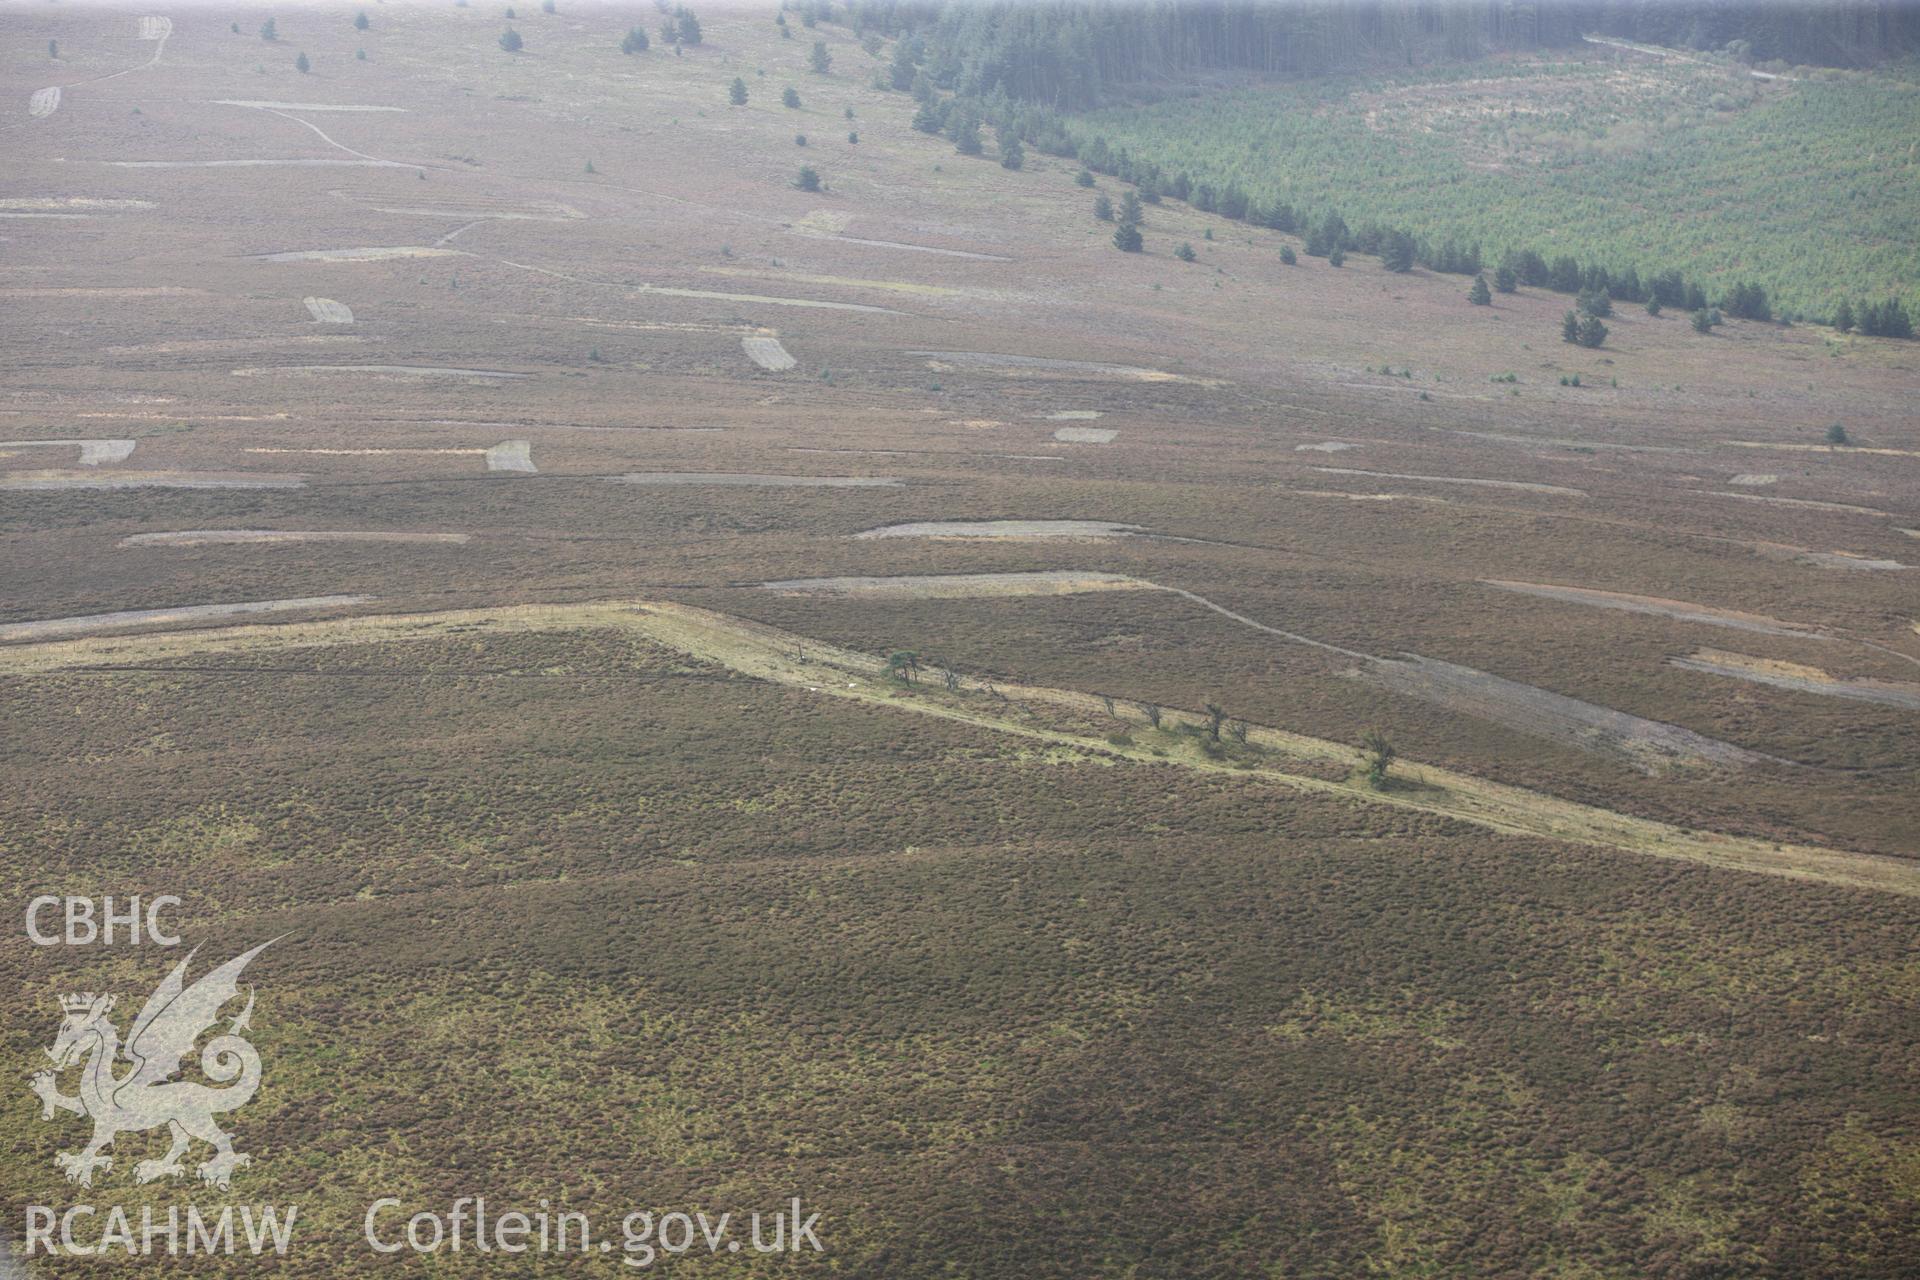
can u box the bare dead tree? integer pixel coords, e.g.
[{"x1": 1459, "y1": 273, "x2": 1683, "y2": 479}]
[
  {"x1": 1361, "y1": 728, "x2": 1396, "y2": 789},
  {"x1": 1137, "y1": 701, "x2": 1162, "y2": 728},
  {"x1": 1228, "y1": 719, "x2": 1249, "y2": 746},
  {"x1": 941, "y1": 667, "x2": 960, "y2": 692},
  {"x1": 1100, "y1": 694, "x2": 1116, "y2": 717},
  {"x1": 1204, "y1": 702, "x2": 1227, "y2": 742}
]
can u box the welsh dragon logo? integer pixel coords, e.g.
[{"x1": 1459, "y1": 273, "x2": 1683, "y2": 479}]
[{"x1": 29, "y1": 942, "x2": 273, "y2": 1191}]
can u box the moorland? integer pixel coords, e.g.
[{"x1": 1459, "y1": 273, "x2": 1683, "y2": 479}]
[{"x1": 1, "y1": 3, "x2": 1917, "y2": 1276}]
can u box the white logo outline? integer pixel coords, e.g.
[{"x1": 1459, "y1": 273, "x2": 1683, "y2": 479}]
[{"x1": 29, "y1": 941, "x2": 275, "y2": 1191}]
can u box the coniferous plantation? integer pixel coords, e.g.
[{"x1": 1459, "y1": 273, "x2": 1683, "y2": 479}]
[
  {"x1": 858, "y1": 0, "x2": 1920, "y2": 321},
  {"x1": 2, "y1": 3, "x2": 1917, "y2": 1279}
]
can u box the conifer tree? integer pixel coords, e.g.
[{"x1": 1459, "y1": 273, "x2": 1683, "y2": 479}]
[
  {"x1": 950, "y1": 115, "x2": 982, "y2": 155},
  {"x1": 887, "y1": 39, "x2": 916, "y2": 90},
  {"x1": 1382, "y1": 232, "x2": 1415, "y2": 273}
]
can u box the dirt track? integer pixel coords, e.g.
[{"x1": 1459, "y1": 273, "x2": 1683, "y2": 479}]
[
  {"x1": 608, "y1": 473, "x2": 901, "y2": 487},
  {"x1": 232, "y1": 364, "x2": 524, "y2": 379},
  {"x1": 250, "y1": 247, "x2": 461, "y2": 262},
  {"x1": 761, "y1": 571, "x2": 1149, "y2": 598},
  {"x1": 1315, "y1": 467, "x2": 1585, "y2": 496},
  {"x1": 1484, "y1": 580, "x2": 1829, "y2": 639},
  {"x1": 0, "y1": 469, "x2": 304, "y2": 490},
  {"x1": 1367, "y1": 654, "x2": 1773, "y2": 773},
  {"x1": 0, "y1": 595, "x2": 370, "y2": 643},
  {"x1": 121, "y1": 531, "x2": 469, "y2": 548},
  {"x1": 855, "y1": 520, "x2": 1140, "y2": 539},
  {"x1": 1672, "y1": 650, "x2": 1920, "y2": 710}
]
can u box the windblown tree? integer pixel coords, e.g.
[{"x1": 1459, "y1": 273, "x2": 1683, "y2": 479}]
[{"x1": 1361, "y1": 729, "x2": 1395, "y2": 789}]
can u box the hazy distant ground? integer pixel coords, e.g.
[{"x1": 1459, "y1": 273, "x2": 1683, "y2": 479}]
[
  {"x1": 1069, "y1": 53, "x2": 1920, "y2": 319},
  {"x1": 1, "y1": 4, "x2": 1918, "y2": 1277}
]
